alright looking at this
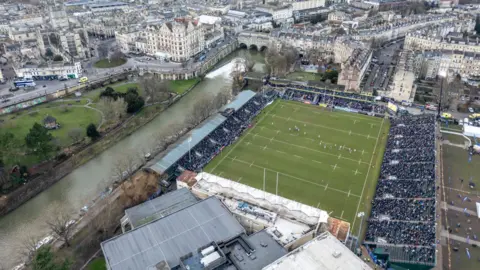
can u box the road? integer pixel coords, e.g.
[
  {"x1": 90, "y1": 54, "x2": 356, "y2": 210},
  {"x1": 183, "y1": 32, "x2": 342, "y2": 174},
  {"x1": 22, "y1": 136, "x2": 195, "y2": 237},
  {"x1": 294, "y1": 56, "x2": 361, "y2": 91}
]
[
  {"x1": 0, "y1": 37, "x2": 236, "y2": 108},
  {"x1": 361, "y1": 41, "x2": 403, "y2": 93}
]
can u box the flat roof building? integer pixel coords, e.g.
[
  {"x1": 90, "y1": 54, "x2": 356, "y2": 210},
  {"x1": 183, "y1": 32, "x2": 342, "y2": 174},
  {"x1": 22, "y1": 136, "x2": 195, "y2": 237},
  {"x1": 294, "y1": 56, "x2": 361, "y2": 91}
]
[{"x1": 263, "y1": 232, "x2": 372, "y2": 270}]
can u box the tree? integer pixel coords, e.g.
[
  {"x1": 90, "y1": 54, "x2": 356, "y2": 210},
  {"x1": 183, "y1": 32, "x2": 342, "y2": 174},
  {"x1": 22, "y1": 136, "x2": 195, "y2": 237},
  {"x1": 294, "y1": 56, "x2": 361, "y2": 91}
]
[
  {"x1": 67, "y1": 128, "x2": 84, "y2": 143},
  {"x1": 53, "y1": 55, "x2": 63, "y2": 61},
  {"x1": 111, "y1": 98, "x2": 128, "y2": 119},
  {"x1": 97, "y1": 44, "x2": 109, "y2": 59},
  {"x1": 86, "y1": 123, "x2": 100, "y2": 140},
  {"x1": 46, "y1": 206, "x2": 75, "y2": 247},
  {"x1": 25, "y1": 123, "x2": 55, "y2": 160},
  {"x1": 0, "y1": 132, "x2": 17, "y2": 167},
  {"x1": 124, "y1": 88, "x2": 145, "y2": 113},
  {"x1": 110, "y1": 49, "x2": 125, "y2": 62},
  {"x1": 98, "y1": 98, "x2": 128, "y2": 122},
  {"x1": 139, "y1": 75, "x2": 171, "y2": 103},
  {"x1": 31, "y1": 245, "x2": 70, "y2": 270},
  {"x1": 368, "y1": 9, "x2": 378, "y2": 18},
  {"x1": 49, "y1": 33, "x2": 59, "y2": 47},
  {"x1": 111, "y1": 152, "x2": 138, "y2": 182},
  {"x1": 45, "y1": 48, "x2": 53, "y2": 58}
]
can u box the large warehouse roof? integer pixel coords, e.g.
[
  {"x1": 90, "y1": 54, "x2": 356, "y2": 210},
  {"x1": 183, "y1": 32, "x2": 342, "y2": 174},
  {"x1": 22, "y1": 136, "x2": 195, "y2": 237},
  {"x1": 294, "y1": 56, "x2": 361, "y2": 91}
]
[
  {"x1": 263, "y1": 232, "x2": 372, "y2": 270},
  {"x1": 124, "y1": 188, "x2": 198, "y2": 228},
  {"x1": 101, "y1": 197, "x2": 246, "y2": 270}
]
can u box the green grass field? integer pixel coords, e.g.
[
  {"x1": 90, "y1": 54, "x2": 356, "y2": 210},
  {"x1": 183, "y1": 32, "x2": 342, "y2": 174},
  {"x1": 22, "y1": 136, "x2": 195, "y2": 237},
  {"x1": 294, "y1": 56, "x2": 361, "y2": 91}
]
[
  {"x1": 83, "y1": 82, "x2": 141, "y2": 102},
  {"x1": 94, "y1": 58, "x2": 126, "y2": 68},
  {"x1": 170, "y1": 78, "x2": 200, "y2": 95},
  {"x1": 286, "y1": 71, "x2": 323, "y2": 81},
  {"x1": 205, "y1": 100, "x2": 389, "y2": 232}
]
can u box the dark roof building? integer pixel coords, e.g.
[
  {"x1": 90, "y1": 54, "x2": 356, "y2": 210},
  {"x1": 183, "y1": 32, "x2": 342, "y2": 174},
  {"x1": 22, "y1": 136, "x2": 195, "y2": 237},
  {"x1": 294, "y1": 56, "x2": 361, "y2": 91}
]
[{"x1": 102, "y1": 196, "x2": 287, "y2": 270}]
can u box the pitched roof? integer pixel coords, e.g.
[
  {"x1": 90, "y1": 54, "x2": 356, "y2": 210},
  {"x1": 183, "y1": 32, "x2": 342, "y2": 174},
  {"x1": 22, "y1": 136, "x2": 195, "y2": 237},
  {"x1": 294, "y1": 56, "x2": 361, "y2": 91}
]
[{"x1": 43, "y1": 115, "x2": 56, "y2": 123}]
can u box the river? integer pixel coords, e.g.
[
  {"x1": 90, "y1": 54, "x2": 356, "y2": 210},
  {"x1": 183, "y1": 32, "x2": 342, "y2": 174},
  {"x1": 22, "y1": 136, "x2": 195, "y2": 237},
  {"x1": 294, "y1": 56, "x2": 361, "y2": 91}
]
[{"x1": 0, "y1": 49, "x2": 265, "y2": 269}]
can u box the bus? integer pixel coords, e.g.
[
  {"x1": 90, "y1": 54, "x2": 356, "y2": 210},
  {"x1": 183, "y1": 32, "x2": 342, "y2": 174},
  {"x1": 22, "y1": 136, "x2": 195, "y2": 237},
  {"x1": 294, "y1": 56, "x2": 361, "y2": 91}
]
[
  {"x1": 14, "y1": 79, "x2": 36, "y2": 88},
  {"x1": 78, "y1": 77, "x2": 88, "y2": 83}
]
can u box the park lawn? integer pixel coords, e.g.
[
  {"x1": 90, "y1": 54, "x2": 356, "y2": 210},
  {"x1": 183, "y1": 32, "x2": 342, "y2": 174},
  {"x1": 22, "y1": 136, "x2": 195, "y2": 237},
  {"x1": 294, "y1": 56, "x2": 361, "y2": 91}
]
[
  {"x1": 94, "y1": 58, "x2": 126, "y2": 68},
  {"x1": 83, "y1": 82, "x2": 141, "y2": 103},
  {"x1": 169, "y1": 78, "x2": 200, "y2": 95},
  {"x1": 205, "y1": 100, "x2": 388, "y2": 238},
  {"x1": 286, "y1": 71, "x2": 323, "y2": 81},
  {"x1": 88, "y1": 258, "x2": 107, "y2": 270},
  {"x1": 0, "y1": 104, "x2": 102, "y2": 148}
]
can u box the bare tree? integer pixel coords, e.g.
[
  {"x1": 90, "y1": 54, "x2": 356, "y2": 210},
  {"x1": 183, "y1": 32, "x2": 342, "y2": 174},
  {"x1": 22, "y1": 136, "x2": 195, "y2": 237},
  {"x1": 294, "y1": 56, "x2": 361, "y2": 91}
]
[
  {"x1": 89, "y1": 200, "x2": 119, "y2": 241},
  {"x1": 46, "y1": 207, "x2": 75, "y2": 247},
  {"x1": 68, "y1": 128, "x2": 84, "y2": 143},
  {"x1": 139, "y1": 75, "x2": 171, "y2": 103},
  {"x1": 242, "y1": 54, "x2": 255, "y2": 72},
  {"x1": 97, "y1": 44, "x2": 109, "y2": 59},
  {"x1": 18, "y1": 234, "x2": 41, "y2": 260},
  {"x1": 97, "y1": 98, "x2": 115, "y2": 120},
  {"x1": 111, "y1": 98, "x2": 128, "y2": 119},
  {"x1": 111, "y1": 151, "x2": 139, "y2": 183},
  {"x1": 110, "y1": 50, "x2": 125, "y2": 62}
]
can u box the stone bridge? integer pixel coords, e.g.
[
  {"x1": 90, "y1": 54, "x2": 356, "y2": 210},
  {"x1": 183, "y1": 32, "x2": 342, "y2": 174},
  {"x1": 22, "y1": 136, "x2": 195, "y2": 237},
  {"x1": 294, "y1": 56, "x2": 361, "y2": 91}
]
[{"x1": 238, "y1": 32, "x2": 272, "y2": 51}]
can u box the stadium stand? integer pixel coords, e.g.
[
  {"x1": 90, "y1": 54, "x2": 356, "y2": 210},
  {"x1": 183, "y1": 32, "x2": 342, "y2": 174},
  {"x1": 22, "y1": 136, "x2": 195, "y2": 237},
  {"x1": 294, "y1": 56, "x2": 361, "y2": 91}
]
[{"x1": 365, "y1": 114, "x2": 437, "y2": 268}]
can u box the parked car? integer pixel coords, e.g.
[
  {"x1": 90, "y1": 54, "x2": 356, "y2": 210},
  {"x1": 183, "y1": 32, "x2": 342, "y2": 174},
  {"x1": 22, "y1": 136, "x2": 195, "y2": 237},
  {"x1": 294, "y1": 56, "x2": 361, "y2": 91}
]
[{"x1": 468, "y1": 107, "x2": 474, "y2": 113}]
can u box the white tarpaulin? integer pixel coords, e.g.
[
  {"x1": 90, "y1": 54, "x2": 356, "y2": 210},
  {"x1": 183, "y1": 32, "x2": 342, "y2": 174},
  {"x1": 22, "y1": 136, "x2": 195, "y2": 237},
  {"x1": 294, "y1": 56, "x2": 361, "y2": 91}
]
[
  {"x1": 476, "y1": 202, "x2": 480, "y2": 218},
  {"x1": 464, "y1": 125, "x2": 480, "y2": 138}
]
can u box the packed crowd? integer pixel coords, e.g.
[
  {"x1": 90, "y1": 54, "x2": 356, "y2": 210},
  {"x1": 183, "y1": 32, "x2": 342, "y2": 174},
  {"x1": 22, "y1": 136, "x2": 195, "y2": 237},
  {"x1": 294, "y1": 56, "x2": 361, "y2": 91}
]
[
  {"x1": 269, "y1": 82, "x2": 375, "y2": 102},
  {"x1": 366, "y1": 220, "x2": 435, "y2": 246},
  {"x1": 366, "y1": 114, "x2": 436, "y2": 264},
  {"x1": 383, "y1": 148, "x2": 435, "y2": 163},
  {"x1": 375, "y1": 180, "x2": 435, "y2": 199},
  {"x1": 177, "y1": 91, "x2": 276, "y2": 172},
  {"x1": 370, "y1": 199, "x2": 435, "y2": 222},
  {"x1": 269, "y1": 82, "x2": 386, "y2": 114}
]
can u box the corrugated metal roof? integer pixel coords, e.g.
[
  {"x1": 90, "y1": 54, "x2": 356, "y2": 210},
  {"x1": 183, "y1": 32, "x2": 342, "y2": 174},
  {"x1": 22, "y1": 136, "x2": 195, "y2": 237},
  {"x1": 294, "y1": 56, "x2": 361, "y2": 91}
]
[
  {"x1": 125, "y1": 188, "x2": 198, "y2": 228},
  {"x1": 148, "y1": 114, "x2": 227, "y2": 174},
  {"x1": 101, "y1": 197, "x2": 246, "y2": 270},
  {"x1": 221, "y1": 90, "x2": 257, "y2": 111},
  {"x1": 148, "y1": 90, "x2": 256, "y2": 175}
]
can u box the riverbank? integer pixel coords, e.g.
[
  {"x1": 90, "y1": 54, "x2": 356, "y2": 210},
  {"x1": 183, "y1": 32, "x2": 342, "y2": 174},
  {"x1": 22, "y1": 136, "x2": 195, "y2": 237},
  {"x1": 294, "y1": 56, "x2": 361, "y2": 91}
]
[
  {"x1": 0, "y1": 78, "x2": 201, "y2": 217},
  {"x1": 0, "y1": 49, "x2": 263, "y2": 269}
]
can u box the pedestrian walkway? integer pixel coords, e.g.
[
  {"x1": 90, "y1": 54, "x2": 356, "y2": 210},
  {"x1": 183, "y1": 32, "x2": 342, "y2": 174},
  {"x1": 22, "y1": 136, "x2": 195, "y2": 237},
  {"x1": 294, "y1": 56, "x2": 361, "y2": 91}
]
[
  {"x1": 440, "y1": 201, "x2": 477, "y2": 216},
  {"x1": 441, "y1": 230, "x2": 480, "y2": 246}
]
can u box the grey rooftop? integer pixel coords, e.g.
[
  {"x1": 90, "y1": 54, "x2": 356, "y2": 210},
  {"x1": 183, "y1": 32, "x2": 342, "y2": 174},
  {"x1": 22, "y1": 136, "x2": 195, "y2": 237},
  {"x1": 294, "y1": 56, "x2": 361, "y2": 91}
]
[{"x1": 101, "y1": 197, "x2": 246, "y2": 270}]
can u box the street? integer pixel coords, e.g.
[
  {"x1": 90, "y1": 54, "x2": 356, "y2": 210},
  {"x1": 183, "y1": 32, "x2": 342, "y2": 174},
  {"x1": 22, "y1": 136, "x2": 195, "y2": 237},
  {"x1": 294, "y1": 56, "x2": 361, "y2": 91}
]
[
  {"x1": 0, "y1": 37, "x2": 236, "y2": 108},
  {"x1": 361, "y1": 41, "x2": 403, "y2": 94}
]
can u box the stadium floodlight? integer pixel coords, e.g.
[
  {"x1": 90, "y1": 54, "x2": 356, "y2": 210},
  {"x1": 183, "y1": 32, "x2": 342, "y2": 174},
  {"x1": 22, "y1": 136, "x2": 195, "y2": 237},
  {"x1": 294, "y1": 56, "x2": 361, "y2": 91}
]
[{"x1": 437, "y1": 70, "x2": 447, "y2": 118}]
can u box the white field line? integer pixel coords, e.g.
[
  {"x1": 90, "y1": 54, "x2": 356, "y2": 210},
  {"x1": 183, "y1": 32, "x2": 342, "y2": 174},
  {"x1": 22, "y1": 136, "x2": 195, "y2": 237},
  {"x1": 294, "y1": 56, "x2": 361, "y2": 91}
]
[
  {"x1": 270, "y1": 113, "x2": 377, "y2": 139},
  {"x1": 248, "y1": 133, "x2": 371, "y2": 165},
  {"x1": 351, "y1": 117, "x2": 386, "y2": 235},
  {"x1": 225, "y1": 156, "x2": 360, "y2": 198},
  {"x1": 255, "y1": 124, "x2": 371, "y2": 154},
  {"x1": 282, "y1": 101, "x2": 381, "y2": 123},
  {"x1": 209, "y1": 102, "x2": 279, "y2": 173}
]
